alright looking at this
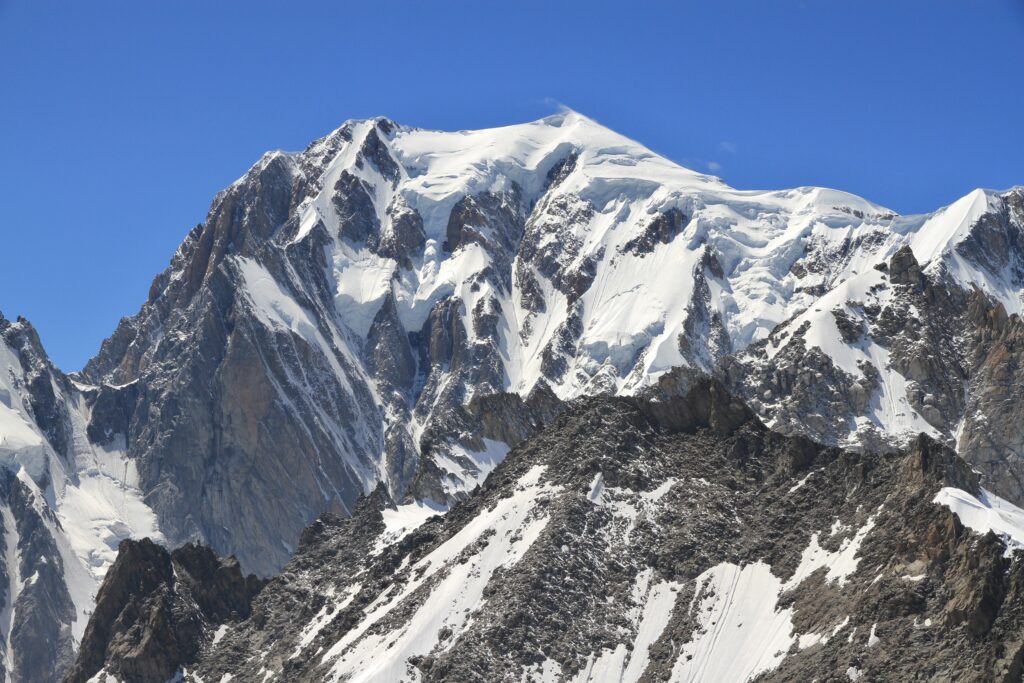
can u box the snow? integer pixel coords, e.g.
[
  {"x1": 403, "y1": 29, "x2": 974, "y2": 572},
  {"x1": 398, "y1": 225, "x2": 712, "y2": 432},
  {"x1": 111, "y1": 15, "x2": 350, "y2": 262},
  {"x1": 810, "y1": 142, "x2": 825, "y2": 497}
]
[
  {"x1": 933, "y1": 486, "x2": 1024, "y2": 552},
  {"x1": 330, "y1": 245, "x2": 396, "y2": 339},
  {"x1": 390, "y1": 111, "x2": 716, "y2": 242},
  {"x1": 238, "y1": 257, "x2": 333, "y2": 351},
  {"x1": 0, "y1": 342, "x2": 49, "y2": 479},
  {"x1": 52, "y1": 438, "x2": 162, "y2": 579},
  {"x1": 521, "y1": 659, "x2": 564, "y2": 683},
  {"x1": 212, "y1": 624, "x2": 229, "y2": 646},
  {"x1": 432, "y1": 438, "x2": 510, "y2": 497},
  {"x1": 323, "y1": 466, "x2": 559, "y2": 682},
  {"x1": 585, "y1": 477, "x2": 679, "y2": 542},
  {"x1": 373, "y1": 499, "x2": 447, "y2": 554},
  {"x1": 291, "y1": 583, "x2": 361, "y2": 659},
  {"x1": 785, "y1": 513, "x2": 878, "y2": 589},
  {"x1": 572, "y1": 645, "x2": 630, "y2": 683},
  {"x1": 586, "y1": 473, "x2": 605, "y2": 504},
  {"x1": 621, "y1": 572, "x2": 683, "y2": 681},
  {"x1": 563, "y1": 568, "x2": 685, "y2": 682},
  {"x1": 798, "y1": 632, "x2": 825, "y2": 649},
  {"x1": 789, "y1": 472, "x2": 813, "y2": 493},
  {"x1": 48, "y1": 391, "x2": 164, "y2": 642},
  {"x1": 86, "y1": 672, "x2": 124, "y2": 683},
  {"x1": 909, "y1": 188, "x2": 991, "y2": 267},
  {"x1": 669, "y1": 562, "x2": 794, "y2": 682}
]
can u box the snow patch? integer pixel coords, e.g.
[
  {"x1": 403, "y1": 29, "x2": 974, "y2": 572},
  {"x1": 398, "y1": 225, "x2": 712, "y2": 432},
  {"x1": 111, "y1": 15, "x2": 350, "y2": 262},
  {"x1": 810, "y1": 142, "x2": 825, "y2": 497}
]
[
  {"x1": 933, "y1": 486, "x2": 1024, "y2": 553},
  {"x1": 785, "y1": 514, "x2": 877, "y2": 589},
  {"x1": 670, "y1": 562, "x2": 794, "y2": 682},
  {"x1": 323, "y1": 466, "x2": 558, "y2": 682}
]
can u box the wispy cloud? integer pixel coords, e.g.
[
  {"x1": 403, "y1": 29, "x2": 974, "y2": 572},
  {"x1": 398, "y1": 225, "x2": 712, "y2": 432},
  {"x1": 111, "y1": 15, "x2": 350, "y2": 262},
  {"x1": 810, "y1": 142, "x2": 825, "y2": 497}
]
[
  {"x1": 541, "y1": 97, "x2": 568, "y2": 111},
  {"x1": 719, "y1": 141, "x2": 737, "y2": 155},
  {"x1": 707, "y1": 161, "x2": 723, "y2": 172}
]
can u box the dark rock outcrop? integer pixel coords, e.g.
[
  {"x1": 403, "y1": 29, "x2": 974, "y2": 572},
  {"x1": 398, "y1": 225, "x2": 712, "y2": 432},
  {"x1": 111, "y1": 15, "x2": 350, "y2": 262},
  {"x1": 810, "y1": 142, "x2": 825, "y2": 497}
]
[{"x1": 63, "y1": 539, "x2": 263, "y2": 683}]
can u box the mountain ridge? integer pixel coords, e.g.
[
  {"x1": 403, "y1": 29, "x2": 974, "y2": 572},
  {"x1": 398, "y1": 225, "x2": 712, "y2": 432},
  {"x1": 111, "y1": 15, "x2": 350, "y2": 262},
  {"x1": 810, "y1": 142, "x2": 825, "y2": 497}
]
[{"x1": 64, "y1": 380, "x2": 1024, "y2": 683}]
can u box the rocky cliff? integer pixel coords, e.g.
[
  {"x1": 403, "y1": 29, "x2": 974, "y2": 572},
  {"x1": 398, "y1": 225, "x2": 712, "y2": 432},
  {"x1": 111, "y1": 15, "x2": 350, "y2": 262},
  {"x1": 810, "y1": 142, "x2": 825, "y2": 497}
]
[{"x1": 68, "y1": 382, "x2": 1024, "y2": 682}]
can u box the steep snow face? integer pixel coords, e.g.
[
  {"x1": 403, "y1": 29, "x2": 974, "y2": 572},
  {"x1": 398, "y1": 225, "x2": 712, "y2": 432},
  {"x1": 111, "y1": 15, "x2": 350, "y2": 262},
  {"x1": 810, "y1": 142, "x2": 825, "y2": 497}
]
[
  {"x1": 0, "y1": 341, "x2": 49, "y2": 480},
  {"x1": 264, "y1": 111, "x2": 1024, "y2": 499},
  {"x1": 287, "y1": 112, "x2": 902, "y2": 400},
  {"x1": 0, "y1": 317, "x2": 163, "y2": 682}
]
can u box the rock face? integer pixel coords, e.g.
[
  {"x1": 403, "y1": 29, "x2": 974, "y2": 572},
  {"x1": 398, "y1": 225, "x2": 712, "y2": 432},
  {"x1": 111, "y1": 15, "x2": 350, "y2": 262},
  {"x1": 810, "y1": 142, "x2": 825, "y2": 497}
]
[
  {"x1": 66, "y1": 382, "x2": 1024, "y2": 682},
  {"x1": 62, "y1": 538, "x2": 263, "y2": 683}
]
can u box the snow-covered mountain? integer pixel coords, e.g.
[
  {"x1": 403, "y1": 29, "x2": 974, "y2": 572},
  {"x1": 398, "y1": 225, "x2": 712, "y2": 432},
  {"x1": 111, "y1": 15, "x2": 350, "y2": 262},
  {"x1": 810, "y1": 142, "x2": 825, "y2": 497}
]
[
  {"x1": 1, "y1": 110, "x2": 1024, "y2": 681},
  {"x1": 75, "y1": 111, "x2": 1024, "y2": 575}
]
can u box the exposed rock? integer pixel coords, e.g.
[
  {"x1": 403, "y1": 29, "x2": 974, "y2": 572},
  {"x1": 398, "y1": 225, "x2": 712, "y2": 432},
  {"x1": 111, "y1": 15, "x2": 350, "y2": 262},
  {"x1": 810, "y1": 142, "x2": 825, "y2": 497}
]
[
  {"x1": 62, "y1": 539, "x2": 262, "y2": 683},
  {"x1": 889, "y1": 244, "x2": 925, "y2": 289},
  {"x1": 333, "y1": 170, "x2": 380, "y2": 245},
  {"x1": 621, "y1": 207, "x2": 690, "y2": 256},
  {"x1": 66, "y1": 383, "x2": 1024, "y2": 683}
]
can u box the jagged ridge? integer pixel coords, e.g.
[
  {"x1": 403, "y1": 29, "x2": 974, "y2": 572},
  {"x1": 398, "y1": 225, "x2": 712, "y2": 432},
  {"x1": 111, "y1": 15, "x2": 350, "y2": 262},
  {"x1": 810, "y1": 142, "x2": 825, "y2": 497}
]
[{"x1": 68, "y1": 382, "x2": 1024, "y2": 682}]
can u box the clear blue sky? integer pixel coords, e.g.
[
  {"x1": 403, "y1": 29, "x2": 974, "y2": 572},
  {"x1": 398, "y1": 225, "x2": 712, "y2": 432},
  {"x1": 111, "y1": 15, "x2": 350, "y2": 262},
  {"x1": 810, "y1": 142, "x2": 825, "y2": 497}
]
[{"x1": 2, "y1": 1, "x2": 1022, "y2": 370}]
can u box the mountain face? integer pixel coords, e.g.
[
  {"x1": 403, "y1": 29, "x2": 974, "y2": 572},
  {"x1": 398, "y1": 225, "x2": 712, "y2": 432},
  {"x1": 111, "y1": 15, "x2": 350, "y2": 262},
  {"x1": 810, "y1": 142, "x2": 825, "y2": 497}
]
[
  {"x1": 726, "y1": 190, "x2": 1024, "y2": 505},
  {"x1": 1, "y1": 111, "x2": 1023, "y2": 681},
  {"x1": 75, "y1": 112, "x2": 1024, "y2": 579},
  {"x1": 67, "y1": 382, "x2": 1024, "y2": 683},
  {"x1": 0, "y1": 315, "x2": 160, "y2": 683}
]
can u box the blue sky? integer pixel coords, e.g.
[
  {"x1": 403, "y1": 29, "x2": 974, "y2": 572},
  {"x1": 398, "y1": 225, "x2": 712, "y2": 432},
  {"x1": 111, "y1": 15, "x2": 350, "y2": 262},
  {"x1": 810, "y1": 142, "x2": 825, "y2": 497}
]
[{"x1": 1, "y1": 1, "x2": 1022, "y2": 370}]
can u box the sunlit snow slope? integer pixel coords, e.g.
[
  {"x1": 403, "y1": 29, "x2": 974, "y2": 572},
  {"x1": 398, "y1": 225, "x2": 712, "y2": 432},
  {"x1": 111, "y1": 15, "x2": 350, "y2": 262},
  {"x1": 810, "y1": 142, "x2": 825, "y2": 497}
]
[
  {"x1": 0, "y1": 316, "x2": 161, "y2": 682},
  {"x1": 76, "y1": 110, "x2": 1024, "y2": 576}
]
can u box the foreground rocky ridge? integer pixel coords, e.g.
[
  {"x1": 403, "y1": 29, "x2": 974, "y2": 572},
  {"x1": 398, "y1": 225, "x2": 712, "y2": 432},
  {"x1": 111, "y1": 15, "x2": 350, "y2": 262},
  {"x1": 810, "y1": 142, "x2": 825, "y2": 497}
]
[
  {"x1": 64, "y1": 540, "x2": 262, "y2": 683},
  {"x1": 69, "y1": 383, "x2": 1024, "y2": 682}
]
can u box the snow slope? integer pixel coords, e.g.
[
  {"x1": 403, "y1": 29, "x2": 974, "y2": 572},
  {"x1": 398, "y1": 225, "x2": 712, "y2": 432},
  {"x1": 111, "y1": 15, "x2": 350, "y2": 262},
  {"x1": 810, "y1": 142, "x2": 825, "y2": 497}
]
[{"x1": 253, "y1": 110, "x2": 1023, "y2": 498}]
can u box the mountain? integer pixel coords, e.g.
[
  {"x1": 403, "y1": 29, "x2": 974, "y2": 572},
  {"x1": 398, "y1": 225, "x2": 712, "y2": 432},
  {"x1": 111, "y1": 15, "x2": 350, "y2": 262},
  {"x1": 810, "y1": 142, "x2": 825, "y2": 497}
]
[
  {"x1": 1, "y1": 111, "x2": 1023, "y2": 681},
  {"x1": 65, "y1": 382, "x2": 1024, "y2": 682},
  {"x1": 73, "y1": 111, "x2": 1024, "y2": 578},
  {"x1": 725, "y1": 189, "x2": 1024, "y2": 505}
]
